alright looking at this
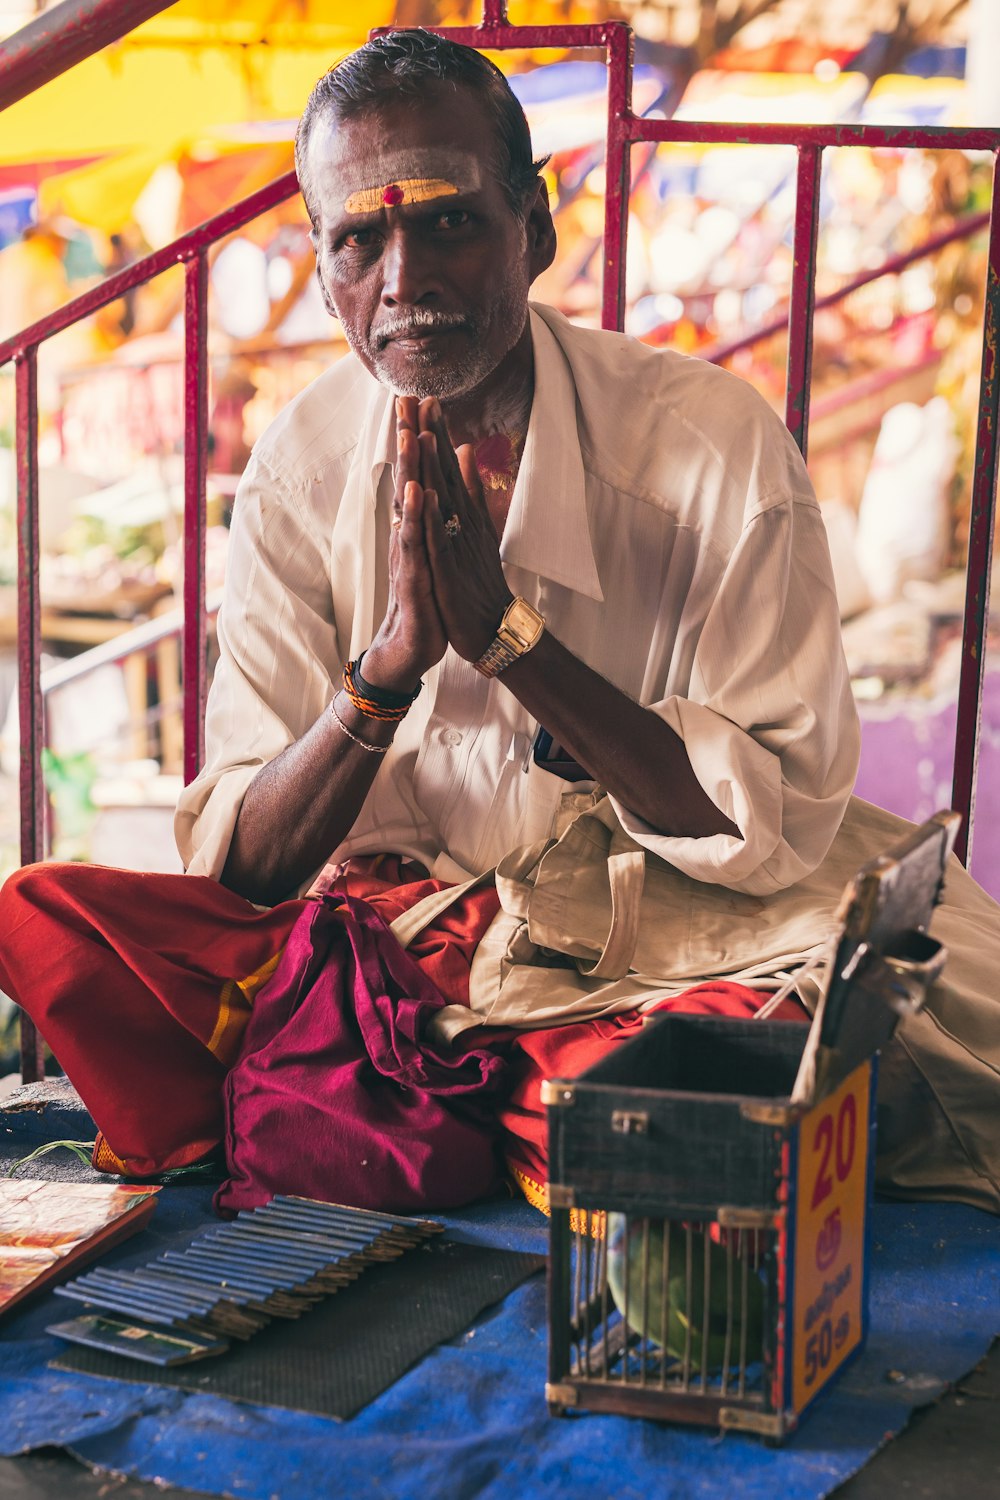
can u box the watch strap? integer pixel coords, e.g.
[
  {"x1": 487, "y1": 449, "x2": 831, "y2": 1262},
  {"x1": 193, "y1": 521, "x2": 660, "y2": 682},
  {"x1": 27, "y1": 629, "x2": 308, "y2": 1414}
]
[
  {"x1": 473, "y1": 597, "x2": 544, "y2": 678},
  {"x1": 474, "y1": 635, "x2": 522, "y2": 677}
]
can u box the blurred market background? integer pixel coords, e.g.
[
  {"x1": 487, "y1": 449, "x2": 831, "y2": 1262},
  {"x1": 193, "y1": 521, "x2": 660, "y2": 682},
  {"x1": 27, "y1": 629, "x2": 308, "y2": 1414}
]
[{"x1": 1, "y1": 0, "x2": 999, "y2": 1070}]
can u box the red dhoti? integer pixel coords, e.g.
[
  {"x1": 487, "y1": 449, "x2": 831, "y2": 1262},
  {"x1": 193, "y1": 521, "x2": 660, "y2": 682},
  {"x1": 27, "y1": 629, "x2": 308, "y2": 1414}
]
[
  {"x1": 0, "y1": 862, "x2": 500, "y2": 1179},
  {"x1": 0, "y1": 862, "x2": 804, "y2": 1205}
]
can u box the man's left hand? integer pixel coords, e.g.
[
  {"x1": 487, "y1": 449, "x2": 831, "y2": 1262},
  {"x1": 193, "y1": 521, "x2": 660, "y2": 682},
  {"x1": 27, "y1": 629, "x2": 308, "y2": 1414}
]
[{"x1": 404, "y1": 396, "x2": 514, "y2": 662}]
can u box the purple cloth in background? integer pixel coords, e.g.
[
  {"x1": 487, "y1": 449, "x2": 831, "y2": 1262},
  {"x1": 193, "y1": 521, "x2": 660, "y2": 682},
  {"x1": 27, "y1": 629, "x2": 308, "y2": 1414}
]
[
  {"x1": 855, "y1": 668, "x2": 1000, "y2": 900},
  {"x1": 217, "y1": 894, "x2": 508, "y2": 1216}
]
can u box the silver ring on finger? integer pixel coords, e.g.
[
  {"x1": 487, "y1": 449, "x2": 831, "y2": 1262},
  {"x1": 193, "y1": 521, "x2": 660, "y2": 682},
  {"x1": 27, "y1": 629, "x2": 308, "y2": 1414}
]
[{"x1": 444, "y1": 515, "x2": 462, "y2": 538}]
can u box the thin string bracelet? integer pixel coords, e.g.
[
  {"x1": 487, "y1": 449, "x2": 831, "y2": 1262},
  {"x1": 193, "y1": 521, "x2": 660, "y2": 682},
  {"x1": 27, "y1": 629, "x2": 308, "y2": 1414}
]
[{"x1": 330, "y1": 698, "x2": 391, "y2": 753}]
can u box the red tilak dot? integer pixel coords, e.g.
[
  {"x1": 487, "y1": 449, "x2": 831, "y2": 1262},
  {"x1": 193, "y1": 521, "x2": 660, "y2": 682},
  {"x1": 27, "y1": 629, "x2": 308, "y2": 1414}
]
[{"x1": 383, "y1": 184, "x2": 404, "y2": 206}]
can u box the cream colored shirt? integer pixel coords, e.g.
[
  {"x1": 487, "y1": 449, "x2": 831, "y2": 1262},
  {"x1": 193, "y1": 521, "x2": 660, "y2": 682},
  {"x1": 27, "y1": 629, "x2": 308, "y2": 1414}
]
[{"x1": 175, "y1": 303, "x2": 860, "y2": 896}]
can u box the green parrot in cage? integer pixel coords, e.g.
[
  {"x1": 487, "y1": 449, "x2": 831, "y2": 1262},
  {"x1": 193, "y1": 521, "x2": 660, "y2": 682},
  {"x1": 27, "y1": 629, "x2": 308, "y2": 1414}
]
[{"x1": 606, "y1": 1214, "x2": 764, "y2": 1371}]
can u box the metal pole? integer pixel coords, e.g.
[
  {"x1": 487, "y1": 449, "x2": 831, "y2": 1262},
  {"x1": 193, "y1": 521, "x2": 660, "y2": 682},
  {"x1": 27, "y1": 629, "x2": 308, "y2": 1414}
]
[
  {"x1": 0, "y1": 0, "x2": 174, "y2": 114},
  {"x1": 14, "y1": 348, "x2": 46, "y2": 1084},
  {"x1": 479, "y1": 0, "x2": 509, "y2": 25},
  {"x1": 623, "y1": 118, "x2": 1000, "y2": 151},
  {"x1": 15, "y1": 350, "x2": 42, "y2": 869},
  {"x1": 601, "y1": 23, "x2": 634, "y2": 333},
  {"x1": 183, "y1": 253, "x2": 209, "y2": 786},
  {"x1": 785, "y1": 144, "x2": 822, "y2": 457},
  {"x1": 951, "y1": 154, "x2": 1000, "y2": 866}
]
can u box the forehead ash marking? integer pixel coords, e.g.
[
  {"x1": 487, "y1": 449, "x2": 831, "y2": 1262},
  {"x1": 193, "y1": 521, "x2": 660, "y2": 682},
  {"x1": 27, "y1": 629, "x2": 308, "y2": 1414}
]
[
  {"x1": 344, "y1": 178, "x2": 461, "y2": 215},
  {"x1": 321, "y1": 146, "x2": 483, "y2": 218}
]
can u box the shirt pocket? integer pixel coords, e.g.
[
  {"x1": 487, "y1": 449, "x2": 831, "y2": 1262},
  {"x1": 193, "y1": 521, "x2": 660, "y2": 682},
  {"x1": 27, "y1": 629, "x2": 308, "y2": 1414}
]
[{"x1": 464, "y1": 732, "x2": 555, "y2": 871}]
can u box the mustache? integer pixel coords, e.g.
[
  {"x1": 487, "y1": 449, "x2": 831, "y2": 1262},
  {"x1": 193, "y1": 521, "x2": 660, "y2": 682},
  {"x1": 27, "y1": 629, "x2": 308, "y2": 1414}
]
[{"x1": 373, "y1": 311, "x2": 469, "y2": 349}]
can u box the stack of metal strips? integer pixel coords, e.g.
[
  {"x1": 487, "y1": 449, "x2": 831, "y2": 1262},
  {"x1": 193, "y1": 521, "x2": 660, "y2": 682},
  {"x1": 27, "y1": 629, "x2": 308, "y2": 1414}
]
[{"x1": 53, "y1": 1197, "x2": 443, "y2": 1345}]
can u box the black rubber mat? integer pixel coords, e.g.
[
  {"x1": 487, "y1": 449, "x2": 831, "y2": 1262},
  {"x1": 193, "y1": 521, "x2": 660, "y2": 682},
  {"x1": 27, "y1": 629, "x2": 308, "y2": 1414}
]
[{"x1": 51, "y1": 1239, "x2": 544, "y2": 1420}]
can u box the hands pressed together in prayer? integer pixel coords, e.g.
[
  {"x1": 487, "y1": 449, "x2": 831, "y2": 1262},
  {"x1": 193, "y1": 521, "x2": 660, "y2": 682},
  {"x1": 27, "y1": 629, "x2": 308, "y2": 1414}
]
[
  {"x1": 363, "y1": 397, "x2": 515, "y2": 692},
  {"x1": 360, "y1": 400, "x2": 739, "y2": 853}
]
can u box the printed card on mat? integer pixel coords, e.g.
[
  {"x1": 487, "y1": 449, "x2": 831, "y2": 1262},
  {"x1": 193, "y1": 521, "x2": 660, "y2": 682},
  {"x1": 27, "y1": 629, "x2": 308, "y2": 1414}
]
[{"x1": 0, "y1": 1179, "x2": 158, "y2": 1317}]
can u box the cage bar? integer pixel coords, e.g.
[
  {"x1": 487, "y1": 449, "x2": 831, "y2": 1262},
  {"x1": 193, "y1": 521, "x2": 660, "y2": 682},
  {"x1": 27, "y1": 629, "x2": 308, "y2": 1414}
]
[
  {"x1": 658, "y1": 1220, "x2": 671, "y2": 1390},
  {"x1": 639, "y1": 1219, "x2": 650, "y2": 1386},
  {"x1": 699, "y1": 1229, "x2": 712, "y2": 1391},
  {"x1": 720, "y1": 1235, "x2": 734, "y2": 1395},
  {"x1": 681, "y1": 1224, "x2": 694, "y2": 1385}
]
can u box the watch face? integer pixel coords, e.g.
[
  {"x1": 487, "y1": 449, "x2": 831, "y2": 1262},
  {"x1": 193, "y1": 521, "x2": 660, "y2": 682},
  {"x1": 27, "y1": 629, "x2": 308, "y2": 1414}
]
[{"x1": 504, "y1": 598, "x2": 544, "y2": 648}]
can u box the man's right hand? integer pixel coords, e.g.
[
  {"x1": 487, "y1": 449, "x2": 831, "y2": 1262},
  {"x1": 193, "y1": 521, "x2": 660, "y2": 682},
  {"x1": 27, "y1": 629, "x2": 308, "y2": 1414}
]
[
  {"x1": 362, "y1": 400, "x2": 447, "y2": 693},
  {"x1": 221, "y1": 403, "x2": 446, "y2": 903}
]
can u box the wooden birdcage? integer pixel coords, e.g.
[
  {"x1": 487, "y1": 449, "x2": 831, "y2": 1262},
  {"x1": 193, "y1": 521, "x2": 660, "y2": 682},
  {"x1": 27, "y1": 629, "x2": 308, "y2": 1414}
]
[{"x1": 545, "y1": 812, "x2": 958, "y2": 1440}]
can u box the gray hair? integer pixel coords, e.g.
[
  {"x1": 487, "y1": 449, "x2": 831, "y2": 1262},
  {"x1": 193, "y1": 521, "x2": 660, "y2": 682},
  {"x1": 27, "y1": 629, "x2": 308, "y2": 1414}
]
[{"x1": 295, "y1": 30, "x2": 548, "y2": 225}]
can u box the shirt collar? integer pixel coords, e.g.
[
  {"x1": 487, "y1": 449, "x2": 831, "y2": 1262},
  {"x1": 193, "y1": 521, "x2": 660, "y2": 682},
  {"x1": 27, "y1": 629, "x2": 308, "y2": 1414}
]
[
  {"x1": 367, "y1": 377, "x2": 397, "y2": 478},
  {"x1": 361, "y1": 301, "x2": 604, "y2": 604},
  {"x1": 500, "y1": 305, "x2": 604, "y2": 602}
]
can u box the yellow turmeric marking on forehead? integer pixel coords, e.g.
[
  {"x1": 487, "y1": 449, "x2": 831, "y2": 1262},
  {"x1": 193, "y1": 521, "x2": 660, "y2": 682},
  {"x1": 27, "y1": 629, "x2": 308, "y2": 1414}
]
[{"x1": 344, "y1": 179, "x2": 461, "y2": 214}]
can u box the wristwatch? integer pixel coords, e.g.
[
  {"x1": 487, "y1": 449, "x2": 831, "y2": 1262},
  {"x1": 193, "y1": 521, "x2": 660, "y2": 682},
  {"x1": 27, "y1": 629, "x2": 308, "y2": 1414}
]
[{"x1": 473, "y1": 596, "x2": 545, "y2": 678}]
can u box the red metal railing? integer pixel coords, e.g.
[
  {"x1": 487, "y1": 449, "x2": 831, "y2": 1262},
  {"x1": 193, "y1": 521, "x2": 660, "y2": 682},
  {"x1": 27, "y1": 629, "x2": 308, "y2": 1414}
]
[
  {"x1": 0, "y1": 171, "x2": 300, "y2": 797},
  {"x1": 3, "y1": 0, "x2": 1000, "y2": 1083},
  {"x1": 0, "y1": 0, "x2": 174, "y2": 112},
  {"x1": 702, "y1": 209, "x2": 992, "y2": 365}
]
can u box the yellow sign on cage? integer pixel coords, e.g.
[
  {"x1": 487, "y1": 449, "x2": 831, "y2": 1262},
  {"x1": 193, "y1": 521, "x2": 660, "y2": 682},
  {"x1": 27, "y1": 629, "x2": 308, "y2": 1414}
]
[{"x1": 791, "y1": 1062, "x2": 871, "y2": 1414}]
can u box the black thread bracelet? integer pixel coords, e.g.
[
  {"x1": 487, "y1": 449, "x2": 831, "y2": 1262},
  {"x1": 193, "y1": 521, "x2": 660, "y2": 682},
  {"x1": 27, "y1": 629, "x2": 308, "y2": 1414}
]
[{"x1": 352, "y1": 653, "x2": 422, "y2": 709}]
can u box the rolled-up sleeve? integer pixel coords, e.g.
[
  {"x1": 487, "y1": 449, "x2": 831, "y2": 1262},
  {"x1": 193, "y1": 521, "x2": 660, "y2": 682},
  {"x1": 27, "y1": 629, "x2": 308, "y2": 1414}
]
[
  {"x1": 175, "y1": 455, "x2": 340, "y2": 879},
  {"x1": 609, "y1": 493, "x2": 860, "y2": 894}
]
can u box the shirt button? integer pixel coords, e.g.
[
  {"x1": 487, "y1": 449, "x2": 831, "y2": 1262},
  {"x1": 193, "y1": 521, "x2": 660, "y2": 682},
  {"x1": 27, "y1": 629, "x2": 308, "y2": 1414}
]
[{"x1": 441, "y1": 729, "x2": 463, "y2": 748}]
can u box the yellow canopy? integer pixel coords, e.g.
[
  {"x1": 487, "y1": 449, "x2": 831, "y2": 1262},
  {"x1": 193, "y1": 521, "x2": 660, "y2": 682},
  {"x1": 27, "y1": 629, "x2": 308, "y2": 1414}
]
[
  {"x1": 0, "y1": 1, "x2": 393, "y2": 164},
  {"x1": 0, "y1": 0, "x2": 598, "y2": 165},
  {"x1": 1, "y1": 43, "x2": 354, "y2": 163}
]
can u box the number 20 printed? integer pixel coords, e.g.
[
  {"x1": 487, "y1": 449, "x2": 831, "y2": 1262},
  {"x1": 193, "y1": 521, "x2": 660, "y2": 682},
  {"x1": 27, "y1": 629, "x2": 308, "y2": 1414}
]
[{"x1": 810, "y1": 1092, "x2": 858, "y2": 1211}]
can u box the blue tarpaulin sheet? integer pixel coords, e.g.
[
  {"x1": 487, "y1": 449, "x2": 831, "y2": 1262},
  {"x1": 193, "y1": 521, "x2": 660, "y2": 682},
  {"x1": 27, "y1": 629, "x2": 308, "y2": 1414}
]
[{"x1": 0, "y1": 1177, "x2": 996, "y2": 1500}]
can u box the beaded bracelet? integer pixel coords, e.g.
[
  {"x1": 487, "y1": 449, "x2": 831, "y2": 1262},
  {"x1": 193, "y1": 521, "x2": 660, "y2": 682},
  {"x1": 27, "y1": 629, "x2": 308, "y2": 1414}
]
[
  {"x1": 330, "y1": 698, "x2": 391, "y2": 753},
  {"x1": 343, "y1": 659, "x2": 413, "y2": 723}
]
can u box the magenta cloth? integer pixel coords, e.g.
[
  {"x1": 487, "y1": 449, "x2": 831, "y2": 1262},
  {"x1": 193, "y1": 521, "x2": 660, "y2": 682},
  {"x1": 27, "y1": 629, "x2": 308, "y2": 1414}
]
[{"x1": 216, "y1": 894, "x2": 509, "y2": 1215}]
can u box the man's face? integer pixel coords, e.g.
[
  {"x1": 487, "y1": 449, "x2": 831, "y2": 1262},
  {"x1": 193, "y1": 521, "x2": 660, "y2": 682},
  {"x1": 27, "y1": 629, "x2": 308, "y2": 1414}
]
[{"x1": 305, "y1": 85, "x2": 554, "y2": 399}]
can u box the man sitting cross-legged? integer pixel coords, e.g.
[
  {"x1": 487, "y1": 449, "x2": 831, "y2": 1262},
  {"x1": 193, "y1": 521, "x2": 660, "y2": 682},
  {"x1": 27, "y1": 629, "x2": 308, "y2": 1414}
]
[{"x1": 2, "y1": 32, "x2": 996, "y2": 1216}]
